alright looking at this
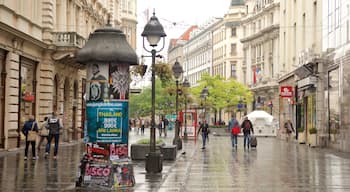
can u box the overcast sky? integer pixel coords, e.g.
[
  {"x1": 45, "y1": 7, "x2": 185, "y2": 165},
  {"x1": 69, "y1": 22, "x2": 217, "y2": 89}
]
[{"x1": 136, "y1": 0, "x2": 231, "y2": 57}]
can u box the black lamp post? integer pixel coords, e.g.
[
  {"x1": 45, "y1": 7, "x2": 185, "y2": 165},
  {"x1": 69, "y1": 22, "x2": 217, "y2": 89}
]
[
  {"x1": 172, "y1": 60, "x2": 184, "y2": 150},
  {"x1": 141, "y1": 11, "x2": 166, "y2": 173},
  {"x1": 182, "y1": 78, "x2": 190, "y2": 140},
  {"x1": 200, "y1": 87, "x2": 209, "y2": 122}
]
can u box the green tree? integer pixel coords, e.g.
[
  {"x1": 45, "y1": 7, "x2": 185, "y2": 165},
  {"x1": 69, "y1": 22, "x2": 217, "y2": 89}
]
[
  {"x1": 191, "y1": 73, "x2": 253, "y2": 123},
  {"x1": 129, "y1": 63, "x2": 190, "y2": 118}
]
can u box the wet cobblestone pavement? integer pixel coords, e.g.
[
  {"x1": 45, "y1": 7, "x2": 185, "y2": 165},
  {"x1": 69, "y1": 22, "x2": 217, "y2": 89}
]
[{"x1": 1, "y1": 129, "x2": 350, "y2": 191}]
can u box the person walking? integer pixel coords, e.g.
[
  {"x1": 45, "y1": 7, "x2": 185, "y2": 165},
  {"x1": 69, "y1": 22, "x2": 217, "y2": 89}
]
[
  {"x1": 241, "y1": 116, "x2": 254, "y2": 150},
  {"x1": 284, "y1": 119, "x2": 295, "y2": 142},
  {"x1": 141, "y1": 118, "x2": 145, "y2": 135},
  {"x1": 228, "y1": 114, "x2": 240, "y2": 149},
  {"x1": 37, "y1": 116, "x2": 49, "y2": 153},
  {"x1": 45, "y1": 112, "x2": 63, "y2": 159},
  {"x1": 197, "y1": 120, "x2": 209, "y2": 149},
  {"x1": 22, "y1": 115, "x2": 39, "y2": 160}
]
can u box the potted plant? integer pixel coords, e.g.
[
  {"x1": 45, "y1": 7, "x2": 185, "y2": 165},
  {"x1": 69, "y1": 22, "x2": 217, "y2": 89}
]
[
  {"x1": 308, "y1": 127, "x2": 317, "y2": 147},
  {"x1": 131, "y1": 139, "x2": 165, "y2": 160},
  {"x1": 297, "y1": 127, "x2": 305, "y2": 144}
]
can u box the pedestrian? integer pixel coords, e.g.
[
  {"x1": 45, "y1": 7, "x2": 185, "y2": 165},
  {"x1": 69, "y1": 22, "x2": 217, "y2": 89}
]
[
  {"x1": 45, "y1": 112, "x2": 63, "y2": 159},
  {"x1": 228, "y1": 114, "x2": 240, "y2": 149},
  {"x1": 129, "y1": 119, "x2": 132, "y2": 131},
  {"x1": 37, "y1": 116, "x2": 49, "y2": 153},
  {"x1": 22, "y1": 115, "x2": 39, "y2": 160},
  {"x1": 241, "y1": 116, "x2": 254, "y2": 150},
  {"x1": 158, "y1": 119, "x2": 163, "y2": 136},
  {"x1": 141, "y1": 118, "x2": 145, "y2": 135},
  {"x1": 197, "y1": 119, "x2": 209, "y2": 149},
  {"x1": 163, "y1": 118, "x2": 168, "y2": 137},
  {"x1": 284, "y1": 119, "x2": 295, "y2": 141}
]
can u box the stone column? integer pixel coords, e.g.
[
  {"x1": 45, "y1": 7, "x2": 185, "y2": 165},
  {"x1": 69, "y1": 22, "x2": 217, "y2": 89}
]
[
  {"x1": 5, "y1": 52, "x2": 20, "y2": 149},
  {"x1": 316, "y1": 58, "x2": 328, "y2": 147}
]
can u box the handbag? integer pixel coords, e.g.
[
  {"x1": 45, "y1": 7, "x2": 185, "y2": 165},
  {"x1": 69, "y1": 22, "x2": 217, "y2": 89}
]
[
  {"x1": 27, "y1": 122, "x2": 37, "y2": 141},
  {"x1": 231, "y1": 126, "x2": 241, "y2": 135},
  {"x1": 39, "y1": 122, "x2": 49, "y2": 136}
]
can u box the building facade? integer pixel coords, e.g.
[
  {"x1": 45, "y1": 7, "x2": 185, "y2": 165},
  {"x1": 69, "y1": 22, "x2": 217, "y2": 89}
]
[
  {"x1": 323, "y1": 0, "x2": 350, "y2": 152},
  {"x1": 167, "y1": 26, "x2": 198, "y2": 68},
  {"x1": 278, "y1": 0, "x2": 323, "y2": 141},
  {"x1": 0, "y1": 0, "x2": 137, "y2": 150},
  {"x1": 240, "y1": 0, "x2": 281, "y2": 118},
  {"x1": 183, "y1": 18, "x2": 221, "y2": 87}
]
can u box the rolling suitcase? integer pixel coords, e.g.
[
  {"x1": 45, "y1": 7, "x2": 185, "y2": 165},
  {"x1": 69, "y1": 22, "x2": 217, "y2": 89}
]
[{"x1": 250, "y1": 135, "x2": 257, "y2": 148}]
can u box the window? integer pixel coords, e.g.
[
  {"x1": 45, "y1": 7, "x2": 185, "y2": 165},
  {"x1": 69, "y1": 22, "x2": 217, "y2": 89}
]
[
  {"x1": 328, "y1": 0, "x2": 334, "y2": 33},
  {"x1": 335, "y1": 0, "x2": 340, "y2": 28},
  {"x1": 231, "y1": 27, "x2": 237, "y2": 37},
  {"x1": 231, "y1": 44, "x2": 237, "y2": 56},
  {"x1": 270, "y1": 12, "x2": 274, "y2": 25},
  {"x1": 230, "y1": 62, "x2": 237, "y2": 78}
]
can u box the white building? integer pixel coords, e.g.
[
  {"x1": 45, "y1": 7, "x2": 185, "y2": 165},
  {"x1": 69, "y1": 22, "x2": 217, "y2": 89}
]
[
  {"x1": 183, "y1": 18, "x2": 222, "y2": 87},
  {"x1": 240, "y1": 0, "x2": 280, "y2": 118},
  {"x1": 278, "y1": 0, "x2": 323, "y2": 142}
]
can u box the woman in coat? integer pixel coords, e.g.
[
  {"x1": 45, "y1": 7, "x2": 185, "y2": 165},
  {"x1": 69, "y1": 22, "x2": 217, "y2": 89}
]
[{"x1": 22, "y1": 115, "x2": 39, "y2": 160}]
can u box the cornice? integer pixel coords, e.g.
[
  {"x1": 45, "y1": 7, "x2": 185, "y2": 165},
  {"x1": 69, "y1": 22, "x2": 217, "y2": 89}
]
[
  {"x1": 240, "y1": 24, "x2": 279, "y2": 43},
  {"x1": 241, "y1": 2, "x2": 280, "y2": 24},
  {"x1": 0, "y1": 22, "x2": 47, "y2": 49}
]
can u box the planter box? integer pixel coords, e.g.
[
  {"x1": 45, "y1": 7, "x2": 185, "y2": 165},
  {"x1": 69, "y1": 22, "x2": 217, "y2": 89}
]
[
  {"x1": 298, "y1": 132, "x2": 306, "y2": 144},
  {"x1": 130, "y1": 144, "x2": 163, "y2": 160},
  {"x1": 309, "y1": 134, "x2": 317, "y2": 147},
  {"x1": 160, "y1": 145, "x2": 177, "y2": 160}
]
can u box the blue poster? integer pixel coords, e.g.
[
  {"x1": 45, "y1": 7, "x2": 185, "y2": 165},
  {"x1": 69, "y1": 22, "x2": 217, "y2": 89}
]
[{"x1": 86, "y1": 101, "x2": 128, "y2": 144}]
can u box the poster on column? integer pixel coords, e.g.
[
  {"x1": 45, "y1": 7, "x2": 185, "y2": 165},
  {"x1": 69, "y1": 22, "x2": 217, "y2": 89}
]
[{"x1": 86, "y1": 101, "x2": 128, "y2": 144}]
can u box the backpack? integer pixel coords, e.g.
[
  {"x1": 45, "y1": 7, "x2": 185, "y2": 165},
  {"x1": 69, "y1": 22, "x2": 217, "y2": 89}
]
[
  {"x1": 243, "y1": 121, "x2": 251, "y2": 132},
  {"x1": 47, "y1": 117, "x2": 60, "y2": 134}
]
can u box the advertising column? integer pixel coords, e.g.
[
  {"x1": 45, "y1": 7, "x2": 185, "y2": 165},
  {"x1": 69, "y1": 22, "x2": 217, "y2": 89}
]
[{"x1": 75, "y1": 25, "x2": 138, "y2": 190}]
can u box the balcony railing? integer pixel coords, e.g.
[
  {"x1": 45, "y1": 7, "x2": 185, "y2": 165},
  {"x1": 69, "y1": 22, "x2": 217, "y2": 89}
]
[{"x1": 53, "y1": 32, "x2": 86, "y2": 48}]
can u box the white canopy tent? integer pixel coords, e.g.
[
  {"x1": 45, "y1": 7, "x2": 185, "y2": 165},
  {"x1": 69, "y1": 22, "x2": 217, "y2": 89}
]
[{"x1": 245, "y1": 110, "x2": 276, "y2": 137}]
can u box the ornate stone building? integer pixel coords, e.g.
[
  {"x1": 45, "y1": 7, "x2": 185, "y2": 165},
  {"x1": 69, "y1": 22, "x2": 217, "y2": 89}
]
[
  {"x1": 0, "y1": 0, "x2": 137, "y2": 150},
  {"x1": 240, "y1": 0, "x2": 280, "y2": 118}
]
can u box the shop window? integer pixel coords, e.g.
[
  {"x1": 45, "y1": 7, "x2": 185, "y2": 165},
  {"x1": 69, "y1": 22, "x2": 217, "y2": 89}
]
[
  {"x1": 328, "y1": 68, "x2": 340, "y2": 135},
  {"x1": 20, "y1": 57, "x2": 37, "y2": 124}
]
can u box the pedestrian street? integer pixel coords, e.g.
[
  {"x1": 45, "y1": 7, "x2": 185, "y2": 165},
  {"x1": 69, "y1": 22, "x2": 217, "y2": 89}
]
[{"x1": 1, "y1": 130, "x2": 350, "y2": 191}]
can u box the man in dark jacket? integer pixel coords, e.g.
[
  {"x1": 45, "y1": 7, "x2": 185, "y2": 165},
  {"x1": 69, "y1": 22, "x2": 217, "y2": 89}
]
[
  {"x1": 197, "y1": 120, "x2": 209, "y2": 149},
  {"x1": 241, "y1": 116, "x2": 254, "y2": 149},
  {"x1": 22, "y1": 115, "x2": 39, "y2": 160},
  {"x1": 45, "y1": 112, "x2": 63, "y2": 159}
]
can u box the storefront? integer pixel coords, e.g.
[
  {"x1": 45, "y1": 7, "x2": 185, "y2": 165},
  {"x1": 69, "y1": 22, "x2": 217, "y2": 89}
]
[
  {"x1": 296, "y1": 77, "x2": 317, "y2": 143},
  {"x1": 278, "y1": 74, "x2": 295, "y2": 140},
  {"x1": 19, "y1": 56, "x2": 38, "y2": 138}
]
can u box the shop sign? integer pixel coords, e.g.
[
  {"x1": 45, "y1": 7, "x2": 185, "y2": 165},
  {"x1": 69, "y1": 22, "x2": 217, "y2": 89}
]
[
  {"x1": 280, "y1": 86, "x2": 293, "y2": 98},
  {"x1": 297, "y1": 76, "x2": 317, "y2": 88}
]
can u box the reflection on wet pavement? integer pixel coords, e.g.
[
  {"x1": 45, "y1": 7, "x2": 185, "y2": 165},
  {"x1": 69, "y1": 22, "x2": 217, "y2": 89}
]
[{"x1": 1, "y1": 130, "x2": 350, "y2": 191}]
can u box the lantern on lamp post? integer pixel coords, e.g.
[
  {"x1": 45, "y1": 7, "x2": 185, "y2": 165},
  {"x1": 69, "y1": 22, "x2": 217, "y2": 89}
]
[
  {"x1": 172, "y1": 60, "x2": 184, "y2": 150},
  {"x1": 141, "y1": 11, "x2": 166, "y2": 173}
]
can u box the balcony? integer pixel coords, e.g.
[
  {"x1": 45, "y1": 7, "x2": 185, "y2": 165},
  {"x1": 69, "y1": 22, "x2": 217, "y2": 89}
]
[
  {"x1": 52, "y1": 32, "x2": 87, "y2": 69},
  {"x1": 53, "y1": 32, "x2": 86, "y2": 48}
]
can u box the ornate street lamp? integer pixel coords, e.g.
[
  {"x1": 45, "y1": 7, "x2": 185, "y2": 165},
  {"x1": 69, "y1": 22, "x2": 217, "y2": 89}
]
[
  {"x1": 182, "y1": 78, "x2": 190, "y2": 140},
  {"x1": 172, "y1": 60, "x2": 184, "y2": 150},
  {"x1": 141, "y1": 11, "x2": 166, "y2": 173}
]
